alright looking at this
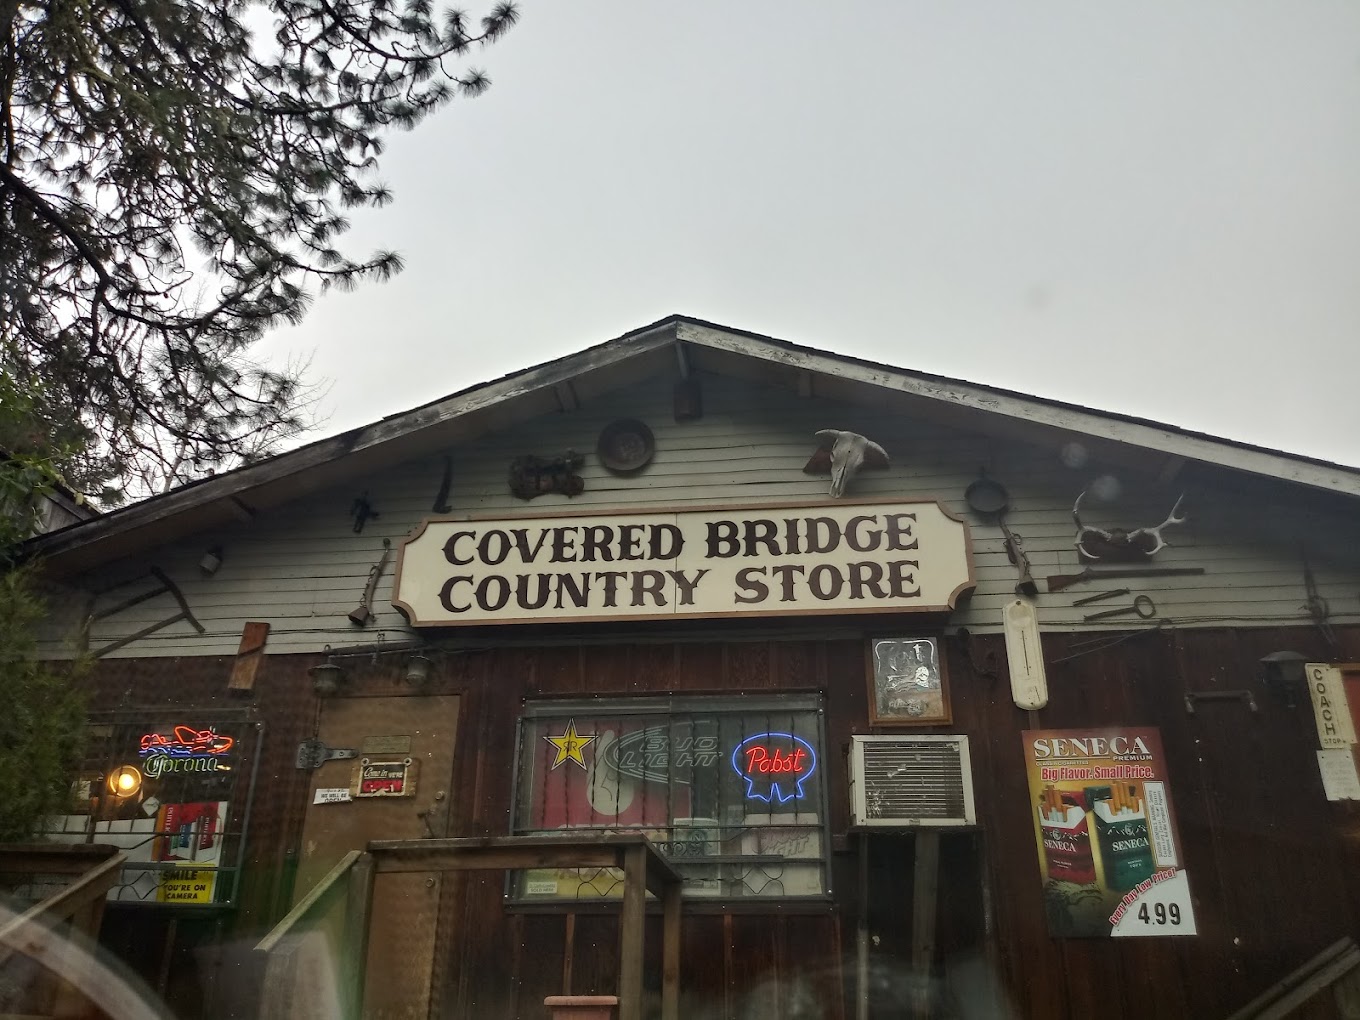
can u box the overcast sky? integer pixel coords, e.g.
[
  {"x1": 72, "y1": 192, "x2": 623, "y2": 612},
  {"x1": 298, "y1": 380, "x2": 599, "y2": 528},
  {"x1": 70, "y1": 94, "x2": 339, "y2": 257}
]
[{"x1": 260, "y1": 2, "x2": 1360, "y2": 467}]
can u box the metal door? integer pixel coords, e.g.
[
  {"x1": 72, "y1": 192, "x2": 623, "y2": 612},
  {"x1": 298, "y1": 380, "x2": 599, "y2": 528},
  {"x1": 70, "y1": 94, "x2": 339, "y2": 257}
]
[{"x1": 295, "y1": 694, "x2": 460, "y2": 1020}]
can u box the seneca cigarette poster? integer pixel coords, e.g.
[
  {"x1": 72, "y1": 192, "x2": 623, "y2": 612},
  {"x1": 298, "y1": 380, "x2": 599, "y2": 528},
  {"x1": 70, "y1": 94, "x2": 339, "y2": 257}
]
[{"x1": 1023, "y1": 727, "x2": 1197, "y2": 938}]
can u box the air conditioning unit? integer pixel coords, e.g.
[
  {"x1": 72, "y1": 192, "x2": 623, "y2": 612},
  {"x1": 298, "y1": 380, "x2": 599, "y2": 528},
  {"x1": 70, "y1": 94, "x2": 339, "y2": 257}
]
[{"x1": 848, "y1": 734, "x2": 976, "y2": 828}]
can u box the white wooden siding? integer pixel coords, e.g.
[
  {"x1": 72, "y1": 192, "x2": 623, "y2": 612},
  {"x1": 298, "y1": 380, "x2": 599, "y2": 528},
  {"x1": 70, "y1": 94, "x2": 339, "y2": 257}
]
[{"x1": 35, "y1": 373, "x2": 1360, "y2": 659}]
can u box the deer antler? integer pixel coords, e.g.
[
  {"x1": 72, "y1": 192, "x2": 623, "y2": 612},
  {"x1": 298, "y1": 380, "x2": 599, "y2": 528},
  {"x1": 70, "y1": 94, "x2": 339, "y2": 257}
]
[
  {"x1": 1132, "y1": 494, "x2": 1187, "y2": 556},
  {"x1": 1072, "y1": 490, "x2": 1115, "y2": 560}
]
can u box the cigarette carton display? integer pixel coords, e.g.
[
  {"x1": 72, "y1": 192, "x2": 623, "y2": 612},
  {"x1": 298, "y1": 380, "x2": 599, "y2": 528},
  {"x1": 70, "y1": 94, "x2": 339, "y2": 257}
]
[
  {"x1": 1093, "y1": 789, "x2": 1155, "y2": 892},
  {"x1": 1038, "y1": 789, "x2": 1096, "y2": 885}
]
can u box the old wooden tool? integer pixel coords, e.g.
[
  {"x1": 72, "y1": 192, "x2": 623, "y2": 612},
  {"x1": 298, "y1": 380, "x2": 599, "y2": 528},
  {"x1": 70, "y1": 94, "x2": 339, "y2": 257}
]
[
  {"x1": 1046, "y1": 566, "x2": 1204, "y2": 592},
  {"x1": 1083, "y1": 594, "x2": 1156, "y2": 622}
]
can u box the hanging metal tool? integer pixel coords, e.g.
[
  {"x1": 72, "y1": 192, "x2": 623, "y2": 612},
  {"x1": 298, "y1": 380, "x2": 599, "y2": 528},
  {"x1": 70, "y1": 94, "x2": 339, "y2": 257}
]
[
  {"x1": 431, "y1": 457, "x2": 453, "y2": 513},
  {"x1": 351, "y1": 492, "x2": 380, "y2": 533},
  {"x1": 1072, "y1": 588, "x2": 1130, "y2": 607},
  {"x1": 1302, "y1": 555, "x2": 1339, "y2": 655},
  {"x1": 1083, "y1": 595, "x2": 1156, "y2": 623},
  {"x1": 1046, "y1": 566, "x2": 1204, "y2": 592},
  {"x1": 349, "y1": 539, "x2": 392, "y2": 626},
  {"x1": 964, "y1": 475, "x2": 1038, "y2": 596}
]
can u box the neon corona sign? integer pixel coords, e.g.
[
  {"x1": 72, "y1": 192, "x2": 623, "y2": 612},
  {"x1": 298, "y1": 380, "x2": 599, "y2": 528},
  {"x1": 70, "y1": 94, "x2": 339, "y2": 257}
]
[
  {"x1": 730, "y1": 733, "x2": 817, "y2": 803},
  {"x1": 138, "y1": 726, "x2": 234, "y2": 778}
]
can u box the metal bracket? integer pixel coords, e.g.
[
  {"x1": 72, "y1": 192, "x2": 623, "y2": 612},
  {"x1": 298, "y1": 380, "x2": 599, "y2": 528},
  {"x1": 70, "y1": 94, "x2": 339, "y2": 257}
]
[
  {"x1": 295, "y1": 737, "x2": 359, "y2": 769},
  {"x1": 1184, "y1": 690, "x2": 1258, "y2": 714}
]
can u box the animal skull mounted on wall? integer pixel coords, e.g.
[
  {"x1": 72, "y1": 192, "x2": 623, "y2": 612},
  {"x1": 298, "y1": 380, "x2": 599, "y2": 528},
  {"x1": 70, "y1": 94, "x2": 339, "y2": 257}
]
[
  {"x1": 803, "y1": 430, "x2": 889, "y2": 498},
  {"x1": 1072, "y1": 491, "x2": 1187, "y2": 561}
]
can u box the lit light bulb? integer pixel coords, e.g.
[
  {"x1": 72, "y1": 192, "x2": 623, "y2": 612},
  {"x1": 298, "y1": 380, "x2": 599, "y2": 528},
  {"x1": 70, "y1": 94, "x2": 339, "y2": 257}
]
[{"x1": 107, "y1": 765, "x2": 143, "y2": 798}]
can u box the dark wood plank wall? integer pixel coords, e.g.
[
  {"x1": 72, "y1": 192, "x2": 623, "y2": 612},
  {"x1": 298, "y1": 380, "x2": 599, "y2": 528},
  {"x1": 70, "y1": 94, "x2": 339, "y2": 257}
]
[
  {"x1": 430, "y1": 625, "x2": 1360, "y2": 1020},
  {"x1": 84, "y1": 621, "x2": 1360, "y2": 1019}
]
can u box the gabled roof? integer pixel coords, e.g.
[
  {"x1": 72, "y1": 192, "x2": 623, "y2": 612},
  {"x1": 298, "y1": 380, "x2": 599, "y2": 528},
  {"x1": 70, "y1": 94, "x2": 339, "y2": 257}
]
[{"x1": 25, "y1": 314, "x2": 1360, "y2": 577}]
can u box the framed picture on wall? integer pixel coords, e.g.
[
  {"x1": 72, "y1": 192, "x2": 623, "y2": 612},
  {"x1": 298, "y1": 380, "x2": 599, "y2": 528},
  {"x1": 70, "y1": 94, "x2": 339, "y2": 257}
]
[{"x1": 867, "y1": 637, "x2": 951, "y2": 726}]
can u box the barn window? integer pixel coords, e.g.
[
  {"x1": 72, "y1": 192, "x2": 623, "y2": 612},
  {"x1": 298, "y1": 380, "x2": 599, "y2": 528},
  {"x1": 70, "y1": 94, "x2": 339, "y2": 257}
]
[{"x1": 510, "y1": 694, "x2": 829, "y2": 902}]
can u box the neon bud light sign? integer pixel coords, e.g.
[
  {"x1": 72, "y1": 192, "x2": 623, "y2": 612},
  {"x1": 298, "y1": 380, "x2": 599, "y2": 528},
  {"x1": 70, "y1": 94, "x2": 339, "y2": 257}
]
[{"x1": 731, "y1": 733, "x2": 817, "y2": 803}]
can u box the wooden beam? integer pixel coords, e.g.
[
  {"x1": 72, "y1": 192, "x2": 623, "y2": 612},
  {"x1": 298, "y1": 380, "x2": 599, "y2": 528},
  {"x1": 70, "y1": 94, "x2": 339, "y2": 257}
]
[
  {"x1": 0, "y1": 852, "x2": 126, "y2": 966},
  {"x1": 676, "y1": 320, "x2": 1360, "y2": 499},
  {"x1": 366, "y1": 833, "x2": 681, "y2": 886},
  {"x1": 255, "y1": 850, "x2": 362, "y2": 954},
  {"x1": 1157, "y1": 455, "x2": 1188, "y2": 486},
  {"x1": 856, "y1": 835, "x2": 869, "y2": 1020},
  {"x1": 617, "y1": 844, "x2": 647, "y2": 1020},
  {"x1": 228, "y1": 621, "x2": 270, "y2": 692},
  {"x1": 910, "y1": 833, "x2": 940, "y2": 1020},
  {"x1": 562, "y1": 913, "x2": 576, "y2": 996},
  {"x1": 661, "y1": 882, "x2": 681, "y2": 1020},
  {"x1": 553, "y1": 381, "x2": 580, "y2": 413},
  {"x1": 26, "y1": 320, "x2": 680, "y2": 575},
  {"x1": 343, "y1": 853, "x2": 375, "y2": 1020},
  {"x1": 372, "y1": 846, "x2": 622, "y2": 875},
  {"x1": 227, "y1": 496, "x2": 256, "y2": 523}
]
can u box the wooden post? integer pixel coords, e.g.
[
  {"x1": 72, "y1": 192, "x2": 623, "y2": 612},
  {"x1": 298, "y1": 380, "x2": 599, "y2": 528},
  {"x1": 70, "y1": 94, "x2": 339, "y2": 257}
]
[
  {"x1": 856, "y1": 834, "x2": 869, "y2": 1020},
  {"x1": 911, "y1": 833, "x2": 940, "y2": 1020},
  {"x1": 661, "y1": 881, "x2": 681, "y2": 1020},
  {"x1": 343, "y1": 853, "x2": 375, "y2": 1020},
  {"x1": 617, "y1": 845, "x2": 646, "y2": 1020}
]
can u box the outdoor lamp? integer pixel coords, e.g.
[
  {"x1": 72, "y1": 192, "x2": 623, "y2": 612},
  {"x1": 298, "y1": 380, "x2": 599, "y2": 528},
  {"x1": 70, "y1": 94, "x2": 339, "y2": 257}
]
[
  {"x1": 1260, "y1": 650, "x2": 1308, "y2": 708},
  {"x1": 107, "y1": 765, "x2": 143, "y2": 799},
  {"x1": 308, "y1": 645, "x2": 348, "y2": 697},
  {"x1": 403, "y1": 654, "x2": 433, "y2": 687}
]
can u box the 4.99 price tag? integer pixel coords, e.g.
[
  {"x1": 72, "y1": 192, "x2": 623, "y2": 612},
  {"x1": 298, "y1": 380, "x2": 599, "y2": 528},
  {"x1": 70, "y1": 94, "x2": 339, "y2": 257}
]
[{"x1": 1110, "y1": 870, "x2": 1198, "y2": 937}]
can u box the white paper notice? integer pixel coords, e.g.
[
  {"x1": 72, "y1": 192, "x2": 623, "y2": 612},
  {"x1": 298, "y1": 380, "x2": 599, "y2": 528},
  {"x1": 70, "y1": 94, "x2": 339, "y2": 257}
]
[
  {"x1": 1317, "y1": 750, "x2": 1360, "y2": 801},
  {"x1": 314, "y1": 787, "x2": 353, "y2": 804},
  {"x1": 1142, "y1": 782, "x2": 1178, "y2": 869}
]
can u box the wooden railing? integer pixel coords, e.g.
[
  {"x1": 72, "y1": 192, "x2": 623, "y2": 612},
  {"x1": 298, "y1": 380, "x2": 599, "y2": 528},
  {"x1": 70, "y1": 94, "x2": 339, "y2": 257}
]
[
  {"x1": 257, "y1": 834, "x2": 683, "y2": 1020},
  {"x1": 254, "y1": 849, "x2": 376, "y2": 1020},
  {"x1": 1224, "y1": 936, "x2": 1360, "y2": 1019},
  {"x1": 366, "y1": 833, "x2": 683, "y2": 1020},
  {"x1": 0, "y1": 843, "x2": 127, "y2": 1018}
]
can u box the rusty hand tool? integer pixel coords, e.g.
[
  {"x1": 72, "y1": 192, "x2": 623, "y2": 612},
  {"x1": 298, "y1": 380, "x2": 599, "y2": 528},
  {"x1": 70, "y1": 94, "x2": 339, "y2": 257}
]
[{"x1": 1084, "y1": 594, "x2": 1156, "y2": 623}]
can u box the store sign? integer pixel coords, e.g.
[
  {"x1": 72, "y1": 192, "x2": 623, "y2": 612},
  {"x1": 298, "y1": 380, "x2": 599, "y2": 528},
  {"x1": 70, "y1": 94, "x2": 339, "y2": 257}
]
[
  {"x1": 1307, "y1": 663, "x2": 1357, "y2": 749},
  {"x1": 731, "y1": 733, "x2": 818, "y2": 803},
  {"x1": 352, "y1": 757, "x2": 417, "y2": 798},
  {"x1": 139, "y1": 725, "x2": 235, "y2": 778},
  {"x1": 393, "y1": 500, "x2": 973, "y2": 626},
  {"x1": 603, "y1": 724, "x2": 721, "y2": 782},
  {"x1": 157, "y1": 865, "x2": 216, "y2": 905}
]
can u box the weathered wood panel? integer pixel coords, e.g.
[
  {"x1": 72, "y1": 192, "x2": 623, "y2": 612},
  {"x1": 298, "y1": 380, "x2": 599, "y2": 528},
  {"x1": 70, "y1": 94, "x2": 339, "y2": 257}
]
[
  {"x1": 37, "y1": 373, "x2": 1360, "y2": 662},
  {"x1": 66, "y1": 620, "x2": 1360, "y2": 1019}
]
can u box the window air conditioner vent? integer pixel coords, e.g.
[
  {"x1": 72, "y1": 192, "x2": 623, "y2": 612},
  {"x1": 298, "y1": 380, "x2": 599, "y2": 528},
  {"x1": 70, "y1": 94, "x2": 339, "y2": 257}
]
[{"x1": 848, "y1": 735, "x2": 975, "y2": 827}]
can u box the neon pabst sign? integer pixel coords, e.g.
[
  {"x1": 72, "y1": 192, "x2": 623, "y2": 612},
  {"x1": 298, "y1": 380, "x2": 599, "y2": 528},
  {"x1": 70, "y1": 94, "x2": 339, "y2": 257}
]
[
  {"x1": 730, "y1": 733, "x2": 817, "y2": 803},
  {"x1": 139, "y1": 726, "x2": 235, "y2": 778}
]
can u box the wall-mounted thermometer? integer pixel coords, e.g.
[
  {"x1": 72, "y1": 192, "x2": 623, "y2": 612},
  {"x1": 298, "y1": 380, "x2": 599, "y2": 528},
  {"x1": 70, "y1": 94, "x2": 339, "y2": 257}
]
[{"x1": 1002, "y1": 599, "x2": 1048, "y2": 711}]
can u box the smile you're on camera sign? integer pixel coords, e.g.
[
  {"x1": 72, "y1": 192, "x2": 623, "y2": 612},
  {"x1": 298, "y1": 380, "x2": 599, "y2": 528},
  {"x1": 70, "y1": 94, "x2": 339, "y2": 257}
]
[{"x1": 392, "y1": 500, "x2": 974, "y2": 627}]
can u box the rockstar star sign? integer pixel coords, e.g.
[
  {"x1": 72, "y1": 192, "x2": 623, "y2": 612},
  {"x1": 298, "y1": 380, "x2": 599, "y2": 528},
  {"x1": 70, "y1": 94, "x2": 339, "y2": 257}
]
[{"x1": 544, "y1": 719, "x2": 596, "y2": 770}]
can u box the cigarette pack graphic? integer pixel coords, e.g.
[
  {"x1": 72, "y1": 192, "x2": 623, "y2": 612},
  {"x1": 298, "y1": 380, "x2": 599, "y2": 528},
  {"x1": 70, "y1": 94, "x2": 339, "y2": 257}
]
[
  {"x1": 1093, "y1": 784, "x2": 1155, "y2": 892},
  {"x1": 1038, "y1": 787, "x2": 1096, "y2": 885}
]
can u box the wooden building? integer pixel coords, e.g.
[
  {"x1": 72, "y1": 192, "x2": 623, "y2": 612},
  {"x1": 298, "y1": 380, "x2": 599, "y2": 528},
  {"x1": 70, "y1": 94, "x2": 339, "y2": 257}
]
[{"x1": 23, "y1": 316, "x2": 1360, "y2": 1019}]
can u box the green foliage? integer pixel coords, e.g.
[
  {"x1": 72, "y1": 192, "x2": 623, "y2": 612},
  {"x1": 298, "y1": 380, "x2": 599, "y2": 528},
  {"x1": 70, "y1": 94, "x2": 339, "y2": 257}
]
[
  {"x1": 1, "y1": 0, "x2": 518, "y2": 495},
  {"x1": 0, "y1": 377, "x2": 88, "y2": 841},
  {"x1": 0, "y1": 570, "x2": 87, "y2": 842}
]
